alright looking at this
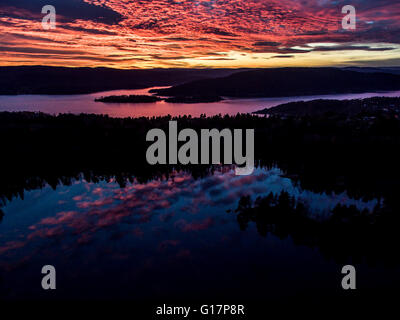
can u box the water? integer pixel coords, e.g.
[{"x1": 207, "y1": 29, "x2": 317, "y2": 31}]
[
  {"x1": 1, "y1": 88, "x2": 400, "y2": 118},
  {"x1": 0, "y1": 167, "x2": 395, "y2": 301}
]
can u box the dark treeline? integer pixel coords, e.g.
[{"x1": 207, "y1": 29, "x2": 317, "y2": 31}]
[
  {"x1": 1, "y1": 108, "x2": 400, "y2": 208},
  {"x1": 95, "y1": 95, "x2": 163, "y2": 103},
  {"x1": 255, "y1": 96, "x2": 400, "y2": 117}
]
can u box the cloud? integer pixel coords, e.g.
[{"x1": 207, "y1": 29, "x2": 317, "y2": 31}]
[
  {"x1": 0, "y1": 0, "x2": 122, "y2": 24},
  {"x1": 0, "y1": 0, "x2": 399, "y2": 67},
  {"x1": 272, "y1": 55, "x2": 294, "y2": 58},
  {"x1": 254, "y1": 41, "x2": 281, "y2": 47}
]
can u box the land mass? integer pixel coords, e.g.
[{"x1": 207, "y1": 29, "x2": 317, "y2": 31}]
[
  {"x1": 2, "y1": 66, "x2": 400, "y2": 96},
  {"x1": 0, "y1": 66, "x2": 243, "y2": 95},
  {"x1": 254, "y1": 97, "x2": 400, "y2": 117},
  {"x1": 151, "y1": 67, "x2": 400, "y2": 98},
  {"x1": 95, "y1": 95, "x2": 163, "y2": 103}
]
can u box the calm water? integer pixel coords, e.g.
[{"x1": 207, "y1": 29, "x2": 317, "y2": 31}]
[
  {"x1": 0, "y1": 167, "x2": 396, "y2": 300},
  {"x1": 1, "y1": 88, "x2": 400, "y2": 117}
]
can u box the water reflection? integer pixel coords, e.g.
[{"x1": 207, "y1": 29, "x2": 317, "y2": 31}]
[
  {"x1": 1, "y1": 167, "x2": 394, "y2": 300},
  {"x1": 1, "y1": 87, "x2": 400, "y2": 117}
]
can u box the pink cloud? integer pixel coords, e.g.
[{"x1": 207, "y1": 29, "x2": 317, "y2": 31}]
[{"x1": 0, "y1": 1, "x2": 399, "y2": 67}]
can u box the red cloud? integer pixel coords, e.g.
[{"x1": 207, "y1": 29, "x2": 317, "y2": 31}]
[{"x1": 0, "y1": 0, "x2": 399, "y2": 67}]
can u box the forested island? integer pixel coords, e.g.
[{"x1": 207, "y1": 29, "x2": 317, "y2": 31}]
[{"x1": 95, "y1": 95, "x2": 163, "y2": 103}]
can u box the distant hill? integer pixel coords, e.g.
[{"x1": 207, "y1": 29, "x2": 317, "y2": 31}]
[
  {"x1": 254, "y1": 97, "x2": 400, "y2": 117},
  {"x1": 0, "y1": 66, "x2": 244, "y2": 95},
  {"x1": 2, "y1": 66, "x2": 400, "y2": 96},
  {"x1": 342, "y1": 66, "x2": 400, "y2": 75},
  {"x1": 151, "y1": 68, "x2": 400, "y2": 98}
]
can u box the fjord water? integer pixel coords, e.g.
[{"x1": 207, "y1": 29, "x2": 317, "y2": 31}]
[
  {"x1": 0, "y1": 166, "x2": 398, "y2": 300},
  {"x1": 1, "y1": 87, "x2": 400, "y2": 117}
]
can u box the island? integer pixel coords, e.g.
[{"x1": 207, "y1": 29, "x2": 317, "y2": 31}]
[{"x1": 95, "y1": 95, "x2": 163, "y2": 103}]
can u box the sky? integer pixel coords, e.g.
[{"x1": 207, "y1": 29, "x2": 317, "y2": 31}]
[{"x1": 1, "y1": 0, "x2": 400, "y2": 69}]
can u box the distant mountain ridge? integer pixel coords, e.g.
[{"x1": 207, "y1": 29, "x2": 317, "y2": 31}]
[
  {"x1": 151, "y1": 67, "x2": 400, "y2": 98},
  {"x1": 342, "y1": 66, "x2": 400, "y2": 75},
  {"x1": 0, "y1": 66, "x2": 244, "y2": 95},
  {"x1": 1, "y1": 66, "x2": 400, "y2": 96}
]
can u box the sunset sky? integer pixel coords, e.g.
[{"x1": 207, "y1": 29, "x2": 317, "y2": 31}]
[{"x1": 1, "y1": 0, "x2": 400, "y2": 69}]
